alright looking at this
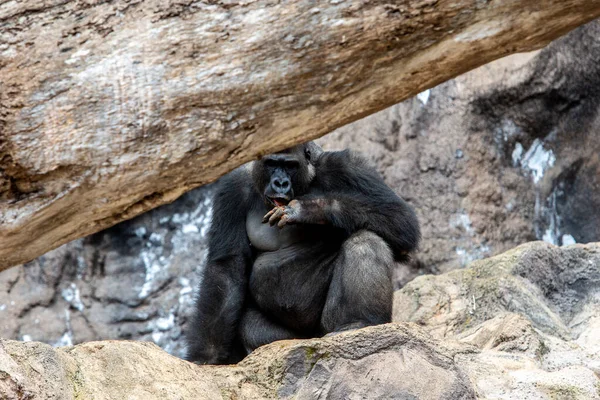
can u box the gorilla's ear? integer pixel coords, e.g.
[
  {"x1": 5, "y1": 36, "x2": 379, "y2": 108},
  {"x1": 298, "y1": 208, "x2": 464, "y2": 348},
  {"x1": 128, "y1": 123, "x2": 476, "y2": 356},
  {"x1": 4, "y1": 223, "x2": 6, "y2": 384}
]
[{"x1": 305, "y1": 142, "x2": 324, "y2": 163}]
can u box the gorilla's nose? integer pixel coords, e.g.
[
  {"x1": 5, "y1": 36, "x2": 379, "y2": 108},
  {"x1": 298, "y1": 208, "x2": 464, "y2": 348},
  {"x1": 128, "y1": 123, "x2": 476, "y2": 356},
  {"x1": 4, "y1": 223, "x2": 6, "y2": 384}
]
[{"x1": 271, "y1": 176, "x2": 291, "y2": 195}]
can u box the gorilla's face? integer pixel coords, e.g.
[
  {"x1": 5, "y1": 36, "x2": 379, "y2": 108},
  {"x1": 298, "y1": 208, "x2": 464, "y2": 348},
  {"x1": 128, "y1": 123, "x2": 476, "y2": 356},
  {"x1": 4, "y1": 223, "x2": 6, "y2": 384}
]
[{"x1": 252, "y1": 143, "x2": 317, "y2": 207}]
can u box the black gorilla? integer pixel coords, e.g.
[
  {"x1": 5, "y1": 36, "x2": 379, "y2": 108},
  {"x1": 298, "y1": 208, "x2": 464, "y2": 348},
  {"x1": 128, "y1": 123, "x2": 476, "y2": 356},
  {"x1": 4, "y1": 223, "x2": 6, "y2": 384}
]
[{"x1": 185, "y1": 142, "x2": 420, "y2": 364}]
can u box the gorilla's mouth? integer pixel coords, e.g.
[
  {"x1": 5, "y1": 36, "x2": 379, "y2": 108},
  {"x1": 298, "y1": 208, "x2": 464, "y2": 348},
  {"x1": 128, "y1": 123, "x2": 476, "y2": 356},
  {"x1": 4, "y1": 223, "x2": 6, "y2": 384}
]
[{"x1": 268, "y1": 196, "x2": 290, "y2": 207}]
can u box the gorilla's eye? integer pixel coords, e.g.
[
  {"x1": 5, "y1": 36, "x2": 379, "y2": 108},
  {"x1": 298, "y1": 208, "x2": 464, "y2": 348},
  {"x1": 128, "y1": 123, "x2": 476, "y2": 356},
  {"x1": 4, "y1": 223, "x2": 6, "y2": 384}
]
[
  {"x1": 305, "y1": 148, "x2": 311, "y2": 161},
  {"x1": 285, "y1": 160, "x2": 299, "y2": 170},
  {"x1": 264, "y1": 159, "x2": 278, "y2": 168}
]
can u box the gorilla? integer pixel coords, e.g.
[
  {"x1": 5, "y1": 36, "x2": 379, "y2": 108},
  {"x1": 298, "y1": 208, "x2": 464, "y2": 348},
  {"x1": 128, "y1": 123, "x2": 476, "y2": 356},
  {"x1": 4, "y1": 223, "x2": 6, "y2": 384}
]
[{"x1": 185, "y1": 142, "x2": 420, "y2": 364}]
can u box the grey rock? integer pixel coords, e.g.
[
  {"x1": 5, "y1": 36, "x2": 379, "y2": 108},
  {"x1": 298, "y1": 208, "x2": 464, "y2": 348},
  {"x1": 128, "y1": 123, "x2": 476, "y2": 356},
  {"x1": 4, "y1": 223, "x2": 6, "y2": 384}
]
[
  {"x1": 0, "y1": 187, "x2": 213, "y2": 357},
  {"x1": 394, "y1": 242, "x2": 600, "y2": 399}
]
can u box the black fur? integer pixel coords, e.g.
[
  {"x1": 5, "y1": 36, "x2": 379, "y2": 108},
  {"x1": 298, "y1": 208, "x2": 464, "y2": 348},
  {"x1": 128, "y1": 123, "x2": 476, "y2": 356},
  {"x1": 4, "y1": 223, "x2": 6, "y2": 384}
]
[{"x1": 185, "y1": 142, "x2": 420, "y2": 364}]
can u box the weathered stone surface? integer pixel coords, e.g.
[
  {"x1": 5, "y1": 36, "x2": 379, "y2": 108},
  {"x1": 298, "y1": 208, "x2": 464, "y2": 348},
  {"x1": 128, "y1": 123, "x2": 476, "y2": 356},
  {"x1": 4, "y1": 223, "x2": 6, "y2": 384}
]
[
  {"x1": 2, "y1": 1, "x2": 600, "y2": 270},
  {"x1": 393, "y1": 242, "x2": 600, "y2": 339},
  {"x1": 0, "y1": 324, "x2": 476, "y2": 400},
  {"x1": 394, "y1": 242, "x2": 600, "y2": 399},
  {"x1": 456, "y1": 351, "x2": 600, "y2": 400},
  {"x1": 0, "y1": 187, "x2": 213, "y2": 358}
]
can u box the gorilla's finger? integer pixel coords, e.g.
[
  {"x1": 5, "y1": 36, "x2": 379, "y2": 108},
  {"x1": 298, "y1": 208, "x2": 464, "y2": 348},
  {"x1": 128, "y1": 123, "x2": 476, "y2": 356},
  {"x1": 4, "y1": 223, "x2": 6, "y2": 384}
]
[
  {"x1": 268, "y1": 208, "x2": 285, "y2": 226},
  {"x1": 277, "y1": 215, "x2": 289, "y2": 228},
  {"x1": 262, "y1": 209, "x2": 276, "y2": 223}
]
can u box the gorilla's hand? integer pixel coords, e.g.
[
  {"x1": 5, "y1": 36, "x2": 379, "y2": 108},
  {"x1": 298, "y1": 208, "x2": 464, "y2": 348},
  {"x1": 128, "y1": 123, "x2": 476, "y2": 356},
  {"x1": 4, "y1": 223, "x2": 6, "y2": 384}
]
[
  {"x1": 262, "y1": 200, "x2": 302, "y2": 228},
  {"x1": 263, "y1": 198, "x2": 330, "y2": 228}
]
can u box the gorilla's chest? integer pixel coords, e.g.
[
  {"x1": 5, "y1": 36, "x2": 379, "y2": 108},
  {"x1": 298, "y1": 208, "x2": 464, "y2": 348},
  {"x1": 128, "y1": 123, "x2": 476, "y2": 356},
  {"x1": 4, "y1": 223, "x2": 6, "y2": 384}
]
[
  {"x1": 245, "y1": 208, "x2": 342, "y2": 331},
  {"x1": 246, "y1": 208, "x2": 309, "y2": 251}
]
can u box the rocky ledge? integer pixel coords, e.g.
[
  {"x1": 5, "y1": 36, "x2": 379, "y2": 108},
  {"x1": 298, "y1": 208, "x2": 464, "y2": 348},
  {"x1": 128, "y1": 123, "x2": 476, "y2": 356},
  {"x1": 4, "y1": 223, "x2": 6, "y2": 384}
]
[{"x1": 1, "y1": 242, "x2": 599, "y2": 399}]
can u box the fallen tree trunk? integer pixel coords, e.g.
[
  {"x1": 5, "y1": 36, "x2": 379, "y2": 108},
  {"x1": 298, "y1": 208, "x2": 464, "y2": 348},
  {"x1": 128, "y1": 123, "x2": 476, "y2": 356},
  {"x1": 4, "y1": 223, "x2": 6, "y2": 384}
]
[{"x1": 1, "y1": 1, "x2": 600, "y2": 270}]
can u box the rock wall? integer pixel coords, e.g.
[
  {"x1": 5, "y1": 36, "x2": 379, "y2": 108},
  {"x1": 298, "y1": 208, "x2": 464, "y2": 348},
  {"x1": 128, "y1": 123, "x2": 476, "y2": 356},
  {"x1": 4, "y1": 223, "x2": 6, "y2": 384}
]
[
  {"x1": 1, "y1": 21, "x2": 599, "y2": 360},
  {"x1": 0, "y1": 188, "x2": 213, "y2": 358}
]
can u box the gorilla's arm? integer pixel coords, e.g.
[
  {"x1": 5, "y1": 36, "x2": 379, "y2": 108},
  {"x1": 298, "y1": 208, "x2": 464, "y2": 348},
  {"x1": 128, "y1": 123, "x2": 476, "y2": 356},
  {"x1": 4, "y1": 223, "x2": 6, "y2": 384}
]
[
  {"x1": 185, "y1": 169, "x2": 252, "y2": 364},
  {"x1": 268, "y1": 150, "x2": 420, "y2": 261}
]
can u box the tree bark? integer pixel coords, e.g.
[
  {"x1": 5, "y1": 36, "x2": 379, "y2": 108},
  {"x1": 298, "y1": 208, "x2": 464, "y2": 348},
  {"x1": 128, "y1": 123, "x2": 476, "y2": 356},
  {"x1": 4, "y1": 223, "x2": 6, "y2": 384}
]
[{"x1": 1, "y1": 1, "x2": 599, "y2": 270}]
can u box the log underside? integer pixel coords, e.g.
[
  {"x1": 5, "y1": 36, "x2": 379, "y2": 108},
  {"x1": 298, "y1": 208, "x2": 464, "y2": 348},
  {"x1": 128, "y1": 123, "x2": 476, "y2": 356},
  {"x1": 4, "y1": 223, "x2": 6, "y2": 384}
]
[{"x1": 1, "y1": 0, "x2": 600, "y2": 270}]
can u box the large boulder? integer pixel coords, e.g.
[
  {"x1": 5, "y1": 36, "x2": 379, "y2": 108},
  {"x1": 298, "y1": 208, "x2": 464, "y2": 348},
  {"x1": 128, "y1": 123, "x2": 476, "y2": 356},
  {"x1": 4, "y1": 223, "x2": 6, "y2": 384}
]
[
  {"x1": 0, "y1": 324, "x2": 476, "y2": 400},
  {"x1": 394, "y1": 241, "x2": 600, "y2": 399},
  {"x1": 394, "y1": 242, "x2": 600, "y2": 342}
]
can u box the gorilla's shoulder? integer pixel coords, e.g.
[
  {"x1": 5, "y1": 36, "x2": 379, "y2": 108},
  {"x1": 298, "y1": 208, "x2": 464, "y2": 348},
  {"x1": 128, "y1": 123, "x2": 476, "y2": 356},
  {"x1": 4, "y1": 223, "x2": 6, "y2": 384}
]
[
  {"x1": 220, "y1": 164, "x2": 251, "y2": 184},
  {"x1": 214, "y1": 164, "x2": 254, "y2": 203},
  {"x1": 317, "y1": 149, "x2": 378, "y2": 176}
]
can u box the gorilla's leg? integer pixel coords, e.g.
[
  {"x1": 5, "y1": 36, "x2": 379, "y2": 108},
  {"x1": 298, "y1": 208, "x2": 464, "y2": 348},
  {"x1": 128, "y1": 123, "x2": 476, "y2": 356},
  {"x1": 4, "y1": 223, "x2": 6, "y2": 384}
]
[
  {"x1": 321, "y1": 230, "x2": 394, "y2": 333},
  {"x1": 239, "y1": 306, "x2": 300, "y2": 353}
]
